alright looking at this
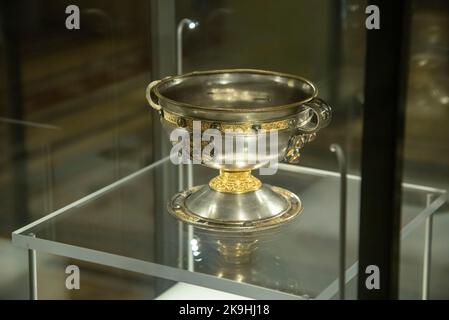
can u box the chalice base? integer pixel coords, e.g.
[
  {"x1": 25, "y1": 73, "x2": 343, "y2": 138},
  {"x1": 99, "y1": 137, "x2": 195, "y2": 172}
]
[{"x1": 168, "y1": 171, "x2": 302, "y2": 233}]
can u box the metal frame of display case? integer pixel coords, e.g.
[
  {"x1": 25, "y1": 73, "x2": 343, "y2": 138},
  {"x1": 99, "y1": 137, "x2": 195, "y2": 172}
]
[
  {"x1": 0, "y1": 121, "x2": 59, "y2": 301},
  {"x1": 316, "y1": 169, "x2": 446, "y2": 299},
  {"x1": 175, "y1": 17, "x2": 199, "y2": 274},
  {"x1": 11, "y1": 153, "x2": 447, "y2": 300},
  {"x1": 358, "y1": 0, "x2": 412, "y2": 300},
  {"x1": 150, "y1": 0, "x2": 178, "y2": 295}
]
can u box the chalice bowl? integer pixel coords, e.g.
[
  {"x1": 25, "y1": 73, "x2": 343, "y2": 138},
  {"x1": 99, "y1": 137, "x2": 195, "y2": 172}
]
[{"x1": 146, "y1": 69, "x2": 331, "y2": 233}]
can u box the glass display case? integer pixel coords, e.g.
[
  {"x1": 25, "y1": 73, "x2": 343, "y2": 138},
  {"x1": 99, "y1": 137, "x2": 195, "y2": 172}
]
[
  {"x1": 11, "y1": 157, "x2": 446, "y2": 299},
  {"x1": 1, "y1": 0, "x2": 448, "y2": 300}
]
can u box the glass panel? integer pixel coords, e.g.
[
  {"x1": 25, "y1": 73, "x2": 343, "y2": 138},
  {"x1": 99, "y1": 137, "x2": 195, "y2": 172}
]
[
  {"x1": 400, "y1": 0, "x2": 449, "y2": 299},
  {"x1": 172, "y1": 0, "x2": 368, "y2": 298},
  {"x1": 3, "y1": 0, "x2": 446, "y2": 300},
  {"x1": 177, "y1": 0, "x2": 367, "y2": 172},
  {"x1": 0, "y1": 0, "x2": 153, "y2": 298},
  {"x1": 16, "y1": 159, "x2": 443, "y2": 299}
]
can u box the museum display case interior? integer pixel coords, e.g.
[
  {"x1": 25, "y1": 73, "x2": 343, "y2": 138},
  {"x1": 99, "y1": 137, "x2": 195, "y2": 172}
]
[{"x1": 0, "y1": 0, "x2": 448, "y2": 300}]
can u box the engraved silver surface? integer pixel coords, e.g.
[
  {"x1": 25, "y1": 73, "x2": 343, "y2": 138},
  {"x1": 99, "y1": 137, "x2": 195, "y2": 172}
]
[
  {"x1": 168, "y1": 184, "x2": 302, "y2": 232},
  {"x1": 146, "y1": 69, "x2": 331, "y2": 231},
  {"x1": 186, "y1": 184, "x2": 289, "y2": 221}
]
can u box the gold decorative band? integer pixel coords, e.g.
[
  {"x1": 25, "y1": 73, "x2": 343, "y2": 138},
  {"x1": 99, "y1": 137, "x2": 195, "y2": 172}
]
[
  {"x1": 209, "y1": 170, "x2": 262, "y2": 193},
  {"x1": 162, "y1": 110, "x2": 291, "y2": 132}
]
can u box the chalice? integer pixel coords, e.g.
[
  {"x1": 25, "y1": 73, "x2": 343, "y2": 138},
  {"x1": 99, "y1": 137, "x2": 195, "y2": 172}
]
[{"x1": 146, "y1": 69, "x2": 331, "y2": 233}]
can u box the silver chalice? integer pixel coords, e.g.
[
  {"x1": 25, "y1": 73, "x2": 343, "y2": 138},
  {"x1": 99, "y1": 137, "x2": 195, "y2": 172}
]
[{"x1": 146, "y1": 69, "x2": 331, "y2": 233}]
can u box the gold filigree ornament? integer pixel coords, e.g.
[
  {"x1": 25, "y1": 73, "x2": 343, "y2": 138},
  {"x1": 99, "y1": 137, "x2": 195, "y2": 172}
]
[
  {"x1": 209, "y1": 170, "x2": 262, "y2": 194},
  {"x1": 163, "y1": 111, "x2": 291, "y2": 133}
]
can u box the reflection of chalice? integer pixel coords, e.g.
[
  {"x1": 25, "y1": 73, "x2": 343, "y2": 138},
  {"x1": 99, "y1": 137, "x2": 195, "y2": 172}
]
[{"x1": 146, "y1": 69, "x2": 331, "y2": 232}]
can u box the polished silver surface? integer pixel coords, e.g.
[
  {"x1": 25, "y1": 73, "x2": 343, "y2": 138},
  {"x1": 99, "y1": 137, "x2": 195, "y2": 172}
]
[
  {"x1": 185, "y1": 184, "x2": 289, "y2": 221},
  {"x1": 169, "y1": 184, "x2": 302, "y2": 232},
  {"x1": 147, "y1": 69, "x2": 321, "y2": 122},
  {"x1": 161, "y1": 117, "x2": 298, "y2": 171},
  {"x1": 147, "y1": 69, "x2": 332, "y2": 171}
]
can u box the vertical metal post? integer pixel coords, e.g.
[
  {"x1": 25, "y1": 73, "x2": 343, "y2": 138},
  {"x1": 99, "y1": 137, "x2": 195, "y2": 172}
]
[
  {"x1": 330, "y1": 144, "x2": 347, "y2": 300},
  {"x1": 176, "y1": 19, "x2": 186, "y2": 270},
  {"x1": 176, "y1": 18, "x2": 198, "y2": 273},
  {"x1": 28, "y1": 234, "x2": 37, "y2": 300},
  {"x1": 358, "y1": 1, "x2": 411, "y2": 299},
  {"x1": 422, "y1": 193, "x2": 434, "y2": 300},
  {"x1": 176, "y1": 18, "x2": 199, "y2": 75},
  {"x1": 150, "y1": 0, "x2": 178, "y2": 294}
]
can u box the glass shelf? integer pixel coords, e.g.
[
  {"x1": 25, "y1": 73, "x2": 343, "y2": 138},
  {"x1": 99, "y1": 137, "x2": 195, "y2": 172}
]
[{"x1": 11, "y1": 157, "x2": 446, "y2": 299}]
